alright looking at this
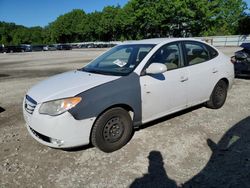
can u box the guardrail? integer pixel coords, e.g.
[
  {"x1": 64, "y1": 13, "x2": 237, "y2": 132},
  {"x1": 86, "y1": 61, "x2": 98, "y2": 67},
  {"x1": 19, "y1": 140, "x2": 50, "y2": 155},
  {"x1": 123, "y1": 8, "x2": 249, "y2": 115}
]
[
  {"x1": 197, "y1": 35, "x2": 250, "y2": 47},
  {"x1": 71, "y1": 35, "x2": 250, "y2": 48}
]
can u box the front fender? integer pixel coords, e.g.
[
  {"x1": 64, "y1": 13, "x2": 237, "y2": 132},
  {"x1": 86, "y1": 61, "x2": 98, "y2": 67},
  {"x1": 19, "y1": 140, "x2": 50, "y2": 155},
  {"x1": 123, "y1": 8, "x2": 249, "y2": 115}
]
[{"x1": 69, "y1": 72, "x2": 142, "y2": 125}]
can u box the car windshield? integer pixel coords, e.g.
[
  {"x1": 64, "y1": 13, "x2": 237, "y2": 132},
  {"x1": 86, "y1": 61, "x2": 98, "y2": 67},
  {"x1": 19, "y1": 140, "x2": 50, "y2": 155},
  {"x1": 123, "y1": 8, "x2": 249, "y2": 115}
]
[{"x1": 81, "y1": 44, "x2": 155, "y2": 76}]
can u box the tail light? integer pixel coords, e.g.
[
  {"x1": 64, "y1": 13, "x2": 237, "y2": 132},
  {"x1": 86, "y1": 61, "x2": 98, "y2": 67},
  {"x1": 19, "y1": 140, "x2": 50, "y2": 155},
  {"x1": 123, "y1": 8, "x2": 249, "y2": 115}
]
[{"x1": 231, "y1": 56, "x2": 236, "y2": 64}]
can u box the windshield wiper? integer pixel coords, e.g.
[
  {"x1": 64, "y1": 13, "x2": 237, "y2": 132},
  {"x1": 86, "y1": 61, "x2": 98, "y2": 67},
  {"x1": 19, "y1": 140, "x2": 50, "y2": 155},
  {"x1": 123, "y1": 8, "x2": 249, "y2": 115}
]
[
  {"x1": 80, "y1": 68, "x2": 100, "y2": 74},
  {"x1": 81, "y1": 68, "x2": 116, "y2": 76}
]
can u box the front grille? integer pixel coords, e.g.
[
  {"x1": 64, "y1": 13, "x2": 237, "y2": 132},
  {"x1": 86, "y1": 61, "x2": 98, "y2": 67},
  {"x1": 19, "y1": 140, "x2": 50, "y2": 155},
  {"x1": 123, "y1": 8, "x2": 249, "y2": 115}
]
[
  {"x1": 25, "y1": 95, "x2": 37, "y2": 114},
  {"x1": 29, "y1": 126, "x2": 51, "y2": 143}
]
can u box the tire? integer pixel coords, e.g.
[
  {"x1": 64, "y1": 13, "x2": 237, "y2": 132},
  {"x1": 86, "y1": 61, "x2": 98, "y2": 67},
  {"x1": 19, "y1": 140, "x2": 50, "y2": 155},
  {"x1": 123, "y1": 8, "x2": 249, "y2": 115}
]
[
  {"x1": 91, "y1": 107, "x2": 133, "y2": 153},
  {"x1": 206, "y1": 80, "x2": 228, "y2": 109}
]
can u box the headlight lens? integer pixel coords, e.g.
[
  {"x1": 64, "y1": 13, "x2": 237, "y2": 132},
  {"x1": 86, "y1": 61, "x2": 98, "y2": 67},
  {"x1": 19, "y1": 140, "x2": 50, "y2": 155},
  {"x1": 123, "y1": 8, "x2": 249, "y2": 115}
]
[{"x1": 39, "y1": 97, "x2": 82, "y2": 116}]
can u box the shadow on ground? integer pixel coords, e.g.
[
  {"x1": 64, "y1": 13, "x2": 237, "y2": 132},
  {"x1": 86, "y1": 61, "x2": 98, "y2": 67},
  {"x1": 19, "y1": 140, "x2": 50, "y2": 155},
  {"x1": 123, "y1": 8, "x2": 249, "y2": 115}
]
[
  {"x1": 0, "y1": 74, "x2": 10, "y2": 78},
  {"x1": 0, "y1": 106, "x2": 5, "y2": 113},
  {"x1": 63, "y1": 144, "x2": 93, "y2": 152},
  {"x1": 130, "y1": 151, "x2": 178, "y2": 188},
  {"x1": 236, "y1": 76, "x2": 250, "y2": 80},
  {"x1": 139, "y1": 104, "x2": 203, "y2": 130},
  {"x1": 130, "y1": 116, "x2": 250, "y2": 188}
]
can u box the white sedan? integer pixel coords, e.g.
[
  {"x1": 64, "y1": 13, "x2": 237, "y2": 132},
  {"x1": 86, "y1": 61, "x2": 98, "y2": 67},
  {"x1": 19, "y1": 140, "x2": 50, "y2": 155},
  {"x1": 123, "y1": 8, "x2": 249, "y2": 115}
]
[{"x1": 23, "y1": 38, "x2": 234, "y2": 152}]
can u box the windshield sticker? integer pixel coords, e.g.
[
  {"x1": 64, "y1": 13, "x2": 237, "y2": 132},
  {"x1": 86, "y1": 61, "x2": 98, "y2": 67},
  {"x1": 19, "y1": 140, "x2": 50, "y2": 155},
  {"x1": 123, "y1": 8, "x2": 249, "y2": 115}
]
[
  {"x1": 129, "y1": 65, "x2": 134, "y2": 68},
  {"x1": 113, "y1": 59, "x2": 127, "y2": 67}
]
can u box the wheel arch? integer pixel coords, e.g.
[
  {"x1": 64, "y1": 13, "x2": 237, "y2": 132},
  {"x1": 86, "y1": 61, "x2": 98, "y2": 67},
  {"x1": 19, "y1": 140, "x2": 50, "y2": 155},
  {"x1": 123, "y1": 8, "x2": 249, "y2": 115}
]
[
  {"x1": 95, "y1": 104, "x2": 134, "y2": 122},
  {"x1": 209, "y1": 77, "x2": 229, "y2": 99},
  {"x1": 206, "y1": 77, "x2": 229, "y2": 109},
  {"x1": 219, "y1": 78, "x2": 229, "y2": 89}
]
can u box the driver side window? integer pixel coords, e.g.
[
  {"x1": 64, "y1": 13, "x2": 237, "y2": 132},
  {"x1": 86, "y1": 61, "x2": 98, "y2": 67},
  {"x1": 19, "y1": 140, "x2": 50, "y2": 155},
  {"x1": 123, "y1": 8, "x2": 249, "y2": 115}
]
[{"x1": 148, "y1": 43, "x2": 182, "y2": 71}]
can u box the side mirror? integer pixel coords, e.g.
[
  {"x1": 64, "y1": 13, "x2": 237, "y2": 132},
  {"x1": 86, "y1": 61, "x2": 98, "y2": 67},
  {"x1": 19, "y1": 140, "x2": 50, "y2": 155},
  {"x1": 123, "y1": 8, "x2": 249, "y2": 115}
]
[{"x1": 146, "y1": 63, "x2": 167, "y2": 75}]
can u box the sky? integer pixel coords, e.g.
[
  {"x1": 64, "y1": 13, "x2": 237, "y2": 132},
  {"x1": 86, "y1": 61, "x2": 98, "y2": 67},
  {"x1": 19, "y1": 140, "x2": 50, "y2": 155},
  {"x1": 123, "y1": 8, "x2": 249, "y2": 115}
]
[
  {"x1": 0, "y1": 0, "x2": 129, "y2": 27},
  {"x1": 0, "y1": 0, "x2": 249, "y2": 28}
]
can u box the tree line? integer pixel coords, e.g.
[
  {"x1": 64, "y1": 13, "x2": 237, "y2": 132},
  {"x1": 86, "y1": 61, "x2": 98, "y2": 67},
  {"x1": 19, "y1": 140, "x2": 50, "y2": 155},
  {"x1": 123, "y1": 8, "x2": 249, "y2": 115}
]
[{"x1": 0, "y1": 0, "x2": 249, "y2": 45}]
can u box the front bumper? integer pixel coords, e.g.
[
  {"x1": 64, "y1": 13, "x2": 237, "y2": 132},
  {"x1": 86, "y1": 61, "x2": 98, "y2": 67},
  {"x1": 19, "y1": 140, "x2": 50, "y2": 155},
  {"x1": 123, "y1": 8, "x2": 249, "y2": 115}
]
[{"x1": 23, "y1": 103, "x2": 96, "y2": 148}]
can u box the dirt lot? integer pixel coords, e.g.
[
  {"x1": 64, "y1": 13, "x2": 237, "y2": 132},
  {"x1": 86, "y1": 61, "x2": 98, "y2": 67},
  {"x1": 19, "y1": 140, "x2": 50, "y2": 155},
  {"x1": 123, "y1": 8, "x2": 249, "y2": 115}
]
[{"x1": 0, "y1": 47, "x2": 250, "y2": 188}]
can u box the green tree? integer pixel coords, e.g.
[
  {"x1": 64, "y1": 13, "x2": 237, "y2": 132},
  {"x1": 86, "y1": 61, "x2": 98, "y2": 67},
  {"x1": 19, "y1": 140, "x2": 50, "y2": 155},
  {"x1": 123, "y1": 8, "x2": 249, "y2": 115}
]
[
  {"x1": 29, "y1": 27, "x2": 43, "y2": 44},
  {"x1": 237, "y1": 14, "x2": 250, "y2": 35},
  {"x1": 0, "y1": 0, "x2": 248, "y2": 44},
  {"x1": 99, "y1": 6, "x2": 122, "y2": 41},
  {"x1": 0, "y1": 22, "x2": 20, "y2": 45},
  {"x1": 204, "y1": 0, "x2": 247, "y2": 35},
  {"x1": 12, "y1": 27, "x2": 29, "y2": 44},
  {"x1": 49, "y1": 9, "x2": 86, "y2": 43}
]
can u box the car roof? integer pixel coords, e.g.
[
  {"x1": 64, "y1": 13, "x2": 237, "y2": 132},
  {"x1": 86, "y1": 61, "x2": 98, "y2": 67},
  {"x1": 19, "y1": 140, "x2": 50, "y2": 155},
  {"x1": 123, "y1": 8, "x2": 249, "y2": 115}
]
[{"x1": 121, "y1": 38, "x2": 202, "y2": 45}]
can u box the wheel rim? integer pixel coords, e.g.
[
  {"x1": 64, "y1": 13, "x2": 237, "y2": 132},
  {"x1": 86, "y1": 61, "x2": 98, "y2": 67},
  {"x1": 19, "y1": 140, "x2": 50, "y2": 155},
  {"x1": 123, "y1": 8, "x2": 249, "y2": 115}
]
[{"x1": 103, "y1": 116, "x2": 125, "y2": 143}]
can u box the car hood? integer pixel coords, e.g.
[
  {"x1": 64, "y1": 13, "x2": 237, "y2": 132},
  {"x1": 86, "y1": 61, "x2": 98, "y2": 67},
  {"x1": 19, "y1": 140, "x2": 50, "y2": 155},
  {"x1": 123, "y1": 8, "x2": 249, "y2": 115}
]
[{"x1": 27, "y1": 70, "x2": 120, "y2": 103}]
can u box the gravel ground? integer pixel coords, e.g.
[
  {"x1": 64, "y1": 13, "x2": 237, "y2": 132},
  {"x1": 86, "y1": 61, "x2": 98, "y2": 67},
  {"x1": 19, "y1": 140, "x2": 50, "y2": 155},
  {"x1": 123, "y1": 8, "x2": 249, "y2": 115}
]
[{"x1": 0, "y1": 47, "x2": 249, "y2": 188}]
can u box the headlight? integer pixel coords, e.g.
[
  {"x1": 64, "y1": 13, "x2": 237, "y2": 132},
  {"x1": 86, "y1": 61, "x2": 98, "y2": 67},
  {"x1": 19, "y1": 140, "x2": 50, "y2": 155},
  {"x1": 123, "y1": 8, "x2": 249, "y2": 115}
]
[{"x1": 39, "y1": 97, "x2": 82, "y2": 116}]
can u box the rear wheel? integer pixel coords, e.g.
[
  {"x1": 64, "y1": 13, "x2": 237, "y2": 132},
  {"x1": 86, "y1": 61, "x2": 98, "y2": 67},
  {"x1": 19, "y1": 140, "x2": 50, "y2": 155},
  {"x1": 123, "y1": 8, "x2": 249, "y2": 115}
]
[
  {"x1": 91, "y1": 107, "x2": 133, "y2": 153},
  {"x1": 206, "y1": 80, "x2": 228, "y2": 109}
]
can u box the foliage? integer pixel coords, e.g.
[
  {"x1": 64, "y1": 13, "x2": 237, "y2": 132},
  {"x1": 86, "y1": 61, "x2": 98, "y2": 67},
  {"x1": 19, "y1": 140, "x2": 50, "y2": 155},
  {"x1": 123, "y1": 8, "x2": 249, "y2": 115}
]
[
  {"x1": 0, "y1": 22, "x2": 44, "y2": 45},
  {"x1": 48, "y1": 9, "x2": 87, "y2": 43},
  {"x1": 0, "y1": 0, "x2": 248, "y2": 45},
  {"x1": 237, "y1": 14, "x2": 250, "y2": 35}
]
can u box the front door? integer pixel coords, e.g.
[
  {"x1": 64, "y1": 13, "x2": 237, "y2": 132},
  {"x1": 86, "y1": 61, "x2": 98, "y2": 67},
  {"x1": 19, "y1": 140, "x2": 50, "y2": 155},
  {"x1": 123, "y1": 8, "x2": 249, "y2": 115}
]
[{"x1": 140, "y1": 42, "x2": 188, "y2": 123}]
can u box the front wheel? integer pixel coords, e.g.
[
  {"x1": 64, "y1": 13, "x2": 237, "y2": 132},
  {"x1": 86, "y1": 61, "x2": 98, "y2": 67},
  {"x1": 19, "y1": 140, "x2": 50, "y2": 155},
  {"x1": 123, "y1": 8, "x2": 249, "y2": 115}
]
[
  {"x1": 91, "y1": 107, "x2": 133, "y2": 153},
  {"x1": 206, "y1": 80, "x2": 228, "y2": 109}
]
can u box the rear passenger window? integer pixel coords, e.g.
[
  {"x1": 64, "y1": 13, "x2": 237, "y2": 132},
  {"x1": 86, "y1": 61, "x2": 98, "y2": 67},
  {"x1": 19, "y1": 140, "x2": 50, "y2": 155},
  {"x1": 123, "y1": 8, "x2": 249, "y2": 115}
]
[
  {"x1": 206, "y1": 45, "x2": 219, "y2": 58},
  {"x1": 184, "y1": 42, "x2": 210, "y2": 65}
]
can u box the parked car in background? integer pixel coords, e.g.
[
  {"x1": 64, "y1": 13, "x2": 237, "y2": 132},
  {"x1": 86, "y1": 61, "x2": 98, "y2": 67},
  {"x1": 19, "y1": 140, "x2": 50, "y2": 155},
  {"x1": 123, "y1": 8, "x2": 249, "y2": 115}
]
[
  {"x1": 23, "y1": 38, "x2": 234, "y2": 153},
  {"x1": 86, "y1": 43, "x2": 95, "y2": 48},
  {"x1": 77, "y1": 43, "x2": 96, "y2": 48},
  {"x1": 107, "y1": 43, "x2": 117, "y2": 48},
  {"x1": 78, "y1": 43, "x2": 117, "y2": 49},
  {"x1": 0, "y1": 45, "x2": 4, "y2": 53},
  {"x1": 21, "y1": 44, "x2": 32, "y2": 52},
  {"x1": 4, "y1": 45, "x2": 24, "y2": 53},
  {"x1": 79, "y1": 44, "x2": 88, "y2": 48},
  {"x1": 56, "y1": 44, "x2": 72, "y2": 50},
  {"x1": 31, "y1": 45, "x2": 45, "y2": 52},
  {"x1": 231, "y1": 43, "x2": 250, "y2": 77},
  {"x1": 43, "y1": 45, "x2": 57, "y2": 51},
  {"x1": 70, "y1": 44, "x2": 79, "y2": 49}
]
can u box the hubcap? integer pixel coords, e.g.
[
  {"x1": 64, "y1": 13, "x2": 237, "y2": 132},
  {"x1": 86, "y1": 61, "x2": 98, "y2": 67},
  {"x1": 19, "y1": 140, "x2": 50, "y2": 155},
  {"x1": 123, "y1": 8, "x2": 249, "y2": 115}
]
[{"x1": 103, "y1": 117, "x2": 125, "y2": 143}]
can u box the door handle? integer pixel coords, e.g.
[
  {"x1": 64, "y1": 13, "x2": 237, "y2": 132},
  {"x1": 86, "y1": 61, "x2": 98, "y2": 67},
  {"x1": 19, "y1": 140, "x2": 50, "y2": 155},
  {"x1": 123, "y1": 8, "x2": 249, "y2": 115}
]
[
  {"x1": 212, "y1": 68, "x2": 218, "y2": 73},
  {"x1": 180, "y1": 76, "x2": 188, "y2": 82}
]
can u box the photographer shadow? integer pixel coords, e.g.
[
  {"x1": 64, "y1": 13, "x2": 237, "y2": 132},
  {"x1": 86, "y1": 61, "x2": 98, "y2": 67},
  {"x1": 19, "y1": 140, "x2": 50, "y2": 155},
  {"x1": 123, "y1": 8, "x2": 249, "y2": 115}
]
[
  {"x1": 130, "y1": 151, "x2": 177, "y2": 188},
  {"x1": 130, "y1": 116, "x2": 250, "y2": 188},
  {"x1": 0, "y1": 106, "x2": 5, "y2": 113},
  {"x1": 183, "y1": 116, "x2": 250, "y2": 188}
]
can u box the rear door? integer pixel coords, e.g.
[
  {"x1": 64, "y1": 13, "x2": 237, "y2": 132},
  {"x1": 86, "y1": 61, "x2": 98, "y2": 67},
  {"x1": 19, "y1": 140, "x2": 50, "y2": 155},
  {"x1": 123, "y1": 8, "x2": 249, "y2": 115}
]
[{"x1": 182, "y1": 41, "x2": 220, "y2": 106}]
